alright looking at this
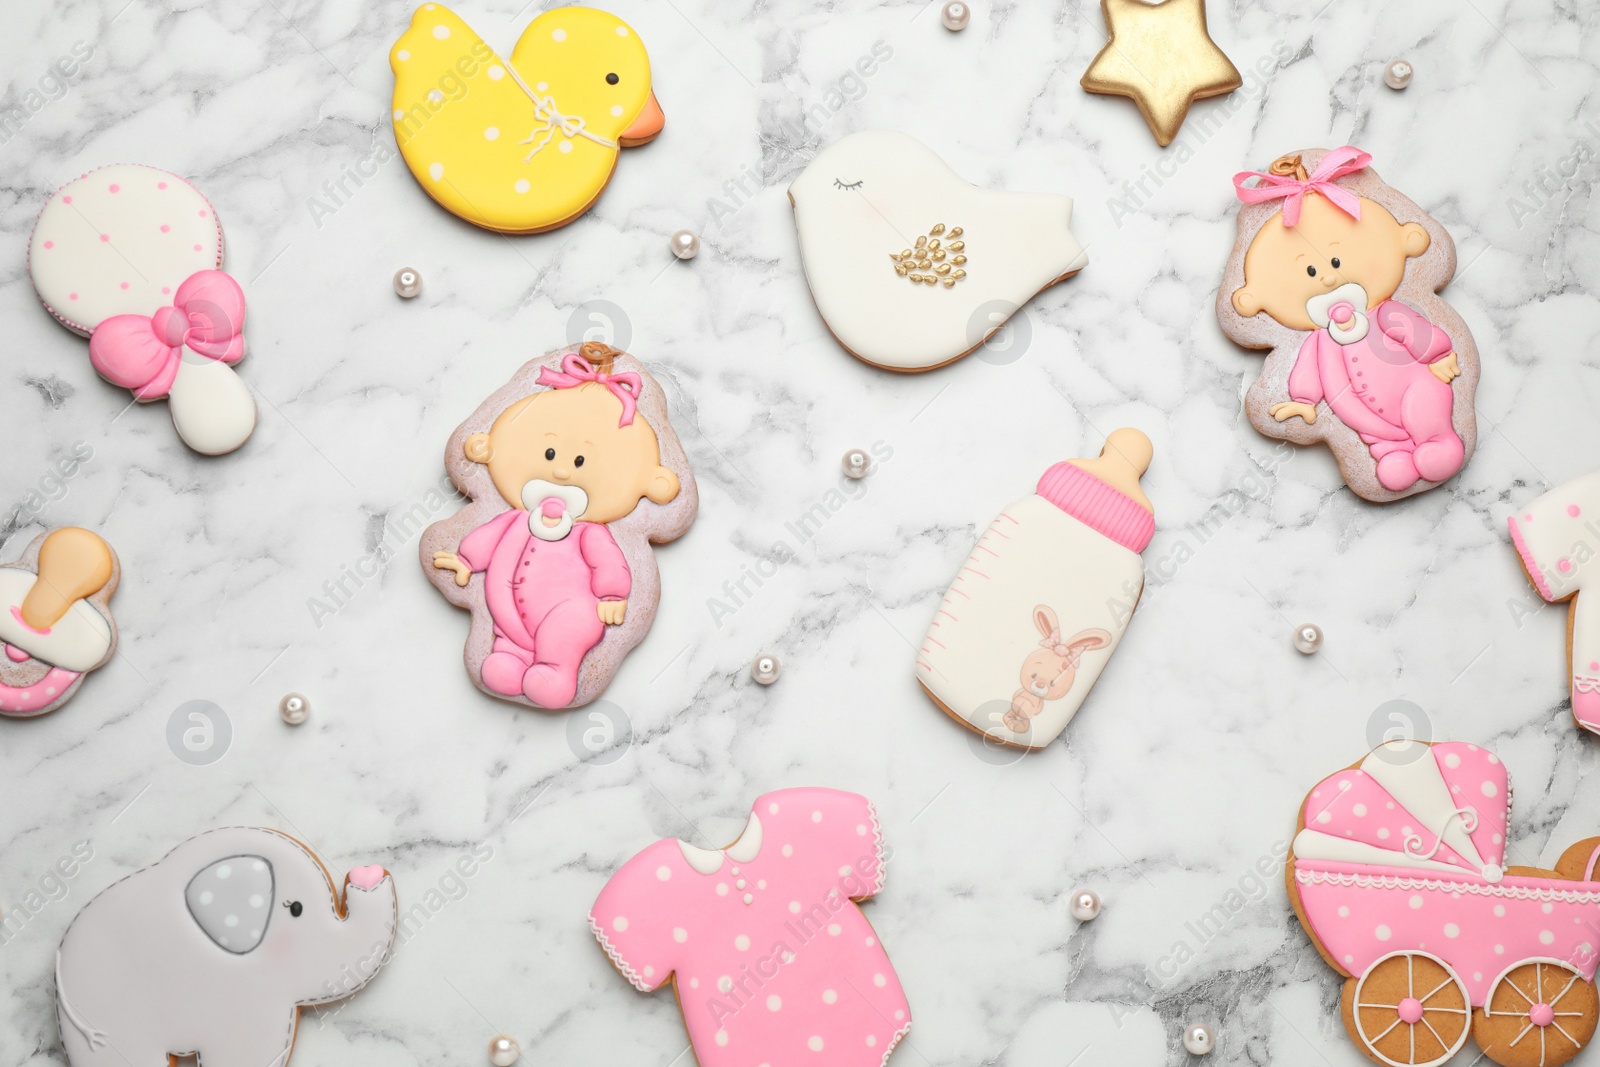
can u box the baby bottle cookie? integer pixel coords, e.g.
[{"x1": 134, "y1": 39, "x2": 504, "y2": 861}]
[
  {"x1": 917, "y1": 429, "x2": 1154, "y2": 749},
  {"x1": 28, "y1": 164, "x2": 256, "y2": 455},
  {"x1": 422, "y1": 342, "x2": 697, "y2": 710},
  {"x1": 1218, "y1": 147, "x2": 1479, "y2": 502},
  {"x1": 0, "y1": 527, "x2": 118, "y2": 717}
]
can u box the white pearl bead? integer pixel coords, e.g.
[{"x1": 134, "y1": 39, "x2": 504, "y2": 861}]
[
  {"x1": 1183, "y1": 1023, "x2": 1214, "y2": 1055},
  {"x1": 279, "y1": 693, "x2": 310, "y2": 725},
  {"x1": 1068, "y1": 889, "x2": 1100, "y2": 922},
  {"x1": 393, "y1": 267, "x2": 422, "y2": 299},
  {"x1": 488, "y1": 1034, "x2": 519, "y2": 1066},
  {"x1": 670, "y1": 229, "x2": 700, "y2": 260},
  {"x1": 1383, "y1": 59, "x2": 1413, "y2": 90},
  {"x1": 940, "y1": 0, "x2": 970, "y2": 31},
  {"x1": 1292, "y1": 623, "x2": 1323, "y2": 655},
  {"x1": 841, "y1": 449, "x2": 871, "y2": 479},
  {"x1": 752, "y1": 654, "x2": 781, "y2": 685}
]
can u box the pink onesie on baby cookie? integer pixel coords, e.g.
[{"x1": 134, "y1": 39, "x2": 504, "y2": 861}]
[{"x1": 591, "y1": 788, "x2": 911, "y2": 1066}]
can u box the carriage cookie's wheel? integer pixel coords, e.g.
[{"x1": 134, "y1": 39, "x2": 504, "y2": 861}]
[
  {"x1": 1342, "y1": 952, "x2": 1471, "y2": 1067},
  {"x1": 1473, "y1": 960, "x2": 1599, "y2": 1067}
]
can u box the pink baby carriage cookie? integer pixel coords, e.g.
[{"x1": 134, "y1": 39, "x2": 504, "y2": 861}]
[
  {"x1": 28, "y1": 164, "x2": 257, "y2": 455},
  {"x1": 1508, "y1": 471, "x2": 1600, "y2": 737},
  {"x1": 1217, "y1": 147, "x2": 1480, "y2": 503},
  {"x1": 421, "y1": 342, "x2": 697, "y2": 710},
  {"x1": 1288, "y1": 739, "x2": 1600, "y2": 1067},
  {"x1": 590, "y1": 787, "x2": 911, "y2": 1066}
]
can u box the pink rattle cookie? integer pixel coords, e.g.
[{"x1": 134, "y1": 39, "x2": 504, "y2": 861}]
[
  {"x1": 422, "y1": 342, "x2": 697, "y2": 710},
  {"x1": 591, "y1": 787, "x2": 912, "y2": 1066},
  {"x1": 29, "y1": 164, "x2": 256, "y2": 455},
  {"x1": 1217, "y1": 147, "x2": 1480, "y2": 502},
  {"x1": 0, "y1": 527, "x2": 118, "y2": 718}
]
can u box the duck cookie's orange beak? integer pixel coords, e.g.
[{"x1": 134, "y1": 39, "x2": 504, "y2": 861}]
[
  {"x1": 21, "y1": 527, "x2": 114, "y2": 630},
  {"x1": 619, "y1": 91, "x2": 664, "y2": 146}
]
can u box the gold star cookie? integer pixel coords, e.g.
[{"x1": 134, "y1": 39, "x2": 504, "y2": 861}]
[{"x1": 1080, "y1": 0, "x2": 1242, "y2": 147}]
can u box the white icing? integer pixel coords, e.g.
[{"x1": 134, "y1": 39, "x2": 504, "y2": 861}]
[
  {"x1": 725, "y1": 812, "x2": 762, "y2": 862},
  {"x1": 1360, "y1": 741, "x2": 1487, "y2": 871},
  {"x1": 1292, "y1": 829, "x2": 1471, "y2": 875},
  {"x1": 677, "y1": 840, "x2": 724, "y2": 874},
  {"x1": 167, "y1": 354, "x2": 257, "y2": 456},
  {"x1": 789, "y1": 130, "x2": 1087, "y2": 370},
  {"x1": 676, "y1": 811, "x2": 763, "y2": 874},
  {"x1": 55, "y1": 828, "x2": 397, "y2": 1066},
  {"x1": 29, "y1": 164, "x2": 221, "y2": 333},
  {"x1": 0, "y1": 569, "x2": 113, "y2": 671},
  {"x1": 916, "y1": 493, "x2": 1141, "y2": 749}
]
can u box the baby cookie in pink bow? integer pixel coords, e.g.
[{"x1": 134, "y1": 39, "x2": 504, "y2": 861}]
[{"x1": 30, "y1": 164, "x2": 258, "y2": 455}]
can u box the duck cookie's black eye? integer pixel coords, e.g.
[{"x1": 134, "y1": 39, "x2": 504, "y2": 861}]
[
  {"x1": 1330, "y1": 257, "x2": 1341, "y2": 269},
  {"x1": 833, "y1": 179, "x2": 863, "y2": 190},
  {"x1": 1306, "y1": 265, "x2": 1317, "y2": 277},
  {"x1": 574, "y1": 456, "x2": 585, "y2": 468},
  {"x1": 284, "y1": 901, "x2": 303, "y2": 917},
  {"x1": 606, "y1": 72, "x2": 619, "y2": 85},
  {"x1": 545, "y1": 448, "x2": 556, "y2": 461}
]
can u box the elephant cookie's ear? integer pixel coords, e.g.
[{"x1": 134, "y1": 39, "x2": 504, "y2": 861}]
[{"x1": 185, "y1": 855, "x2": 274, "y2": 954}]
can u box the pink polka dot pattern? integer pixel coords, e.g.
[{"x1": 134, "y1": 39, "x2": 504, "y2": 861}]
[{"x1": 592, "y1": 789, "x2": 909, "y2": 1066}]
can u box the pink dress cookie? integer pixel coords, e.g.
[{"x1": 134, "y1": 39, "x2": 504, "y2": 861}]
[{"x1": 591, "y1": 787, "x2": 911, "y2": 1066}]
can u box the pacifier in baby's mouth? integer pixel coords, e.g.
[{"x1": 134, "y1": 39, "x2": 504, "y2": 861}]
[
  {"x1": 1305, "y1": 282, "x2": 1371, "y2": 344},
  {"x1": 521, "y1": 480, "x2": 589, "y2": 542}
]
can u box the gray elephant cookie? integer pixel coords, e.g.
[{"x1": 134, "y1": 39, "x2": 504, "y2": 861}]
[{"x1": 55, "y1": 827, "x2": 397, "y2": 1066}]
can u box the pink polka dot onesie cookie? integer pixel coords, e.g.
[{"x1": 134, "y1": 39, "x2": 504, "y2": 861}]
[
  {"x1": 1288, "y1": 739, "x2": 1600, "y2": 1067},
  {"x1": 591, "y1": 788, "x2": 911, "y2": 1066},
  {"x1": 28, "y1": 164, "x2": 257, "y2": 455}
]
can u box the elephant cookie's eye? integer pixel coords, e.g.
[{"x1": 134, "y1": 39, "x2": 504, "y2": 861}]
[
  {"x1": 284, "y1": 900, "x2": 303, "y2": 917},
  {"x1": 545, "y1": 448, "x2": 556, "y2": 461},
  {"x1": 833, "y1": 179, "x2": 863, "y2": 191},
  {"x1": 574, "y1": 455, "x2": 585, "y2": 468},
  {"x1": 1306, "y1": 265, "x2": 1317, "y2": 277}
]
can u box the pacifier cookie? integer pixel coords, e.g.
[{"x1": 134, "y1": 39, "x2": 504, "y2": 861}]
[
  {"x1": 28, "y1": 164, "x2": 257, "y2": 455},
  {"x1": 1217, "y1": 147, "x2": 1480, "y2": 502},
  {"x1": 421, "y1": 342, "x2": 697, "y2": 710},
  {"x1": 789, "y1": 130, "x2": 1088, "y2": 371},
  {"x1": 390, "y1": 4, "x2": 665, "y2": 234},
  {"x1": 0, "y1": 527, "x2": 118, "y2": 718}
]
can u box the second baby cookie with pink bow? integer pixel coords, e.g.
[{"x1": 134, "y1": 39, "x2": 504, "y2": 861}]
[
  {"x1": 423, "y1": 342, "x2": 697, "y2": 710},
  {"x1": 1218, "y1": 147, "x2": 1480, "y2": 502},
  {"x1": 29, "y1": 164, "x2": 256, "y2": 455}
]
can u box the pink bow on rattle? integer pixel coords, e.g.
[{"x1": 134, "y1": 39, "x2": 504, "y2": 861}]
[
  {"x1": 536, "y1": 353, "x2": 643, "y2": 427},
  {"x1": 88, "y1": 271, "x2": 246, "y2": 400},
  {"x1": 1040, "y1": 629, "x2": 1085, "y2": 666},
  {"x1": 1232, "y1": 146, "x2": 1372, "y2": 227}
]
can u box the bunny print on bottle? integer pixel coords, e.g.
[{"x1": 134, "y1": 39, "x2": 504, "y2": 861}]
[
  {"x1": 918, "y1": 429, "x2": 1155, "y2": 750},
  {"x1": 28, "y1": 165, "x2": 257, "y2": 456},
  {"x1": 55, "y1": 827, "x2": 396, "y2": 1067},
  {"x1": 1005, "y1": 607, "x2": 1111, "y2": 734}
]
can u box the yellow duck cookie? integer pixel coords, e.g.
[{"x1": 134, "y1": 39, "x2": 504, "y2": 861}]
[{"x1": 390, "y1": 4, "x2": 664, "y2": 234}]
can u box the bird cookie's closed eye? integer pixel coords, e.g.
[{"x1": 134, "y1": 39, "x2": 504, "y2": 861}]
[{"x1": 833, "y1": 178, "x2": 863, "y2": 190}]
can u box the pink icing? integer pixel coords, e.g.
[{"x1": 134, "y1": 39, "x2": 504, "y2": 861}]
[
  {"x1": 540, "y1": 497, "x2": 567, "y2": 519},
  {"x1": 1329, "y1": 301, "x2": 1355, "y2": 325},
  {"x1": 1034, "y1": 461, "x2": 1154, "y2": 554},
  {"x1": 88, "y1": 270, "x2": 246, "y2": 400},
  {"x1": 347, "y1": 865, "x2": 386, "y2": 890},
  {"x1": 591, "y1": 788, "x2": 910, "y2": 1066},
  {"x1": 1397, "y1": 997, "x2": 1424, "y2": 1024},
  {"x1": 10, "y1": 604, "x2": 50, "y2": 635},
  {"x1": 1570, "y1": 505, "x2": 1582, "y2": 518},
  {"x1": 5, "y1": 644, "x2": 28, "y2": 663},
  {"x1": 0, "y1": 668, "x2": 83, "y2": 717},
  {"x1": 1530, "y1": 1002, "x2": 1556, "y2": 1027},
  {"x1": 1507, "y1": 515, "x2": 1557, "y2": 601}
]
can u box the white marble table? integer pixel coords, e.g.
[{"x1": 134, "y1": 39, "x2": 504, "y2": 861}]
[{"x1": 2, "y1": 0, "x2": 1598, "y2": 1063}]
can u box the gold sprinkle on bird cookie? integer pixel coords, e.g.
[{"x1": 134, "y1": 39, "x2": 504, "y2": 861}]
[{"x1": 890, "y1": 224, "x2": 968, "y2": 288}]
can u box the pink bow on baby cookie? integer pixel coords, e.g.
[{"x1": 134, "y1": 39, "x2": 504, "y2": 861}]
[
  {"x1": 536, "y1": 353, "x2": 643, "y2": 427},
  {"x1": 1232, "y1": 146, "x2": 1372, "y2": 227},
  {"x1": 87, "y1": 271, "x2": 246, "y2": 400}
]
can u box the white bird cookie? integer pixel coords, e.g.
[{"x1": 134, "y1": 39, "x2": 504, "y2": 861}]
[{"x1": 789, "y1": 130, "x2": 1088, "y2": 371}]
